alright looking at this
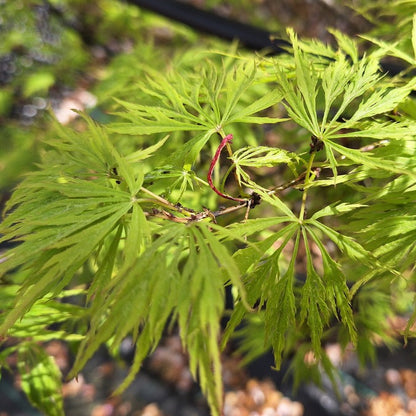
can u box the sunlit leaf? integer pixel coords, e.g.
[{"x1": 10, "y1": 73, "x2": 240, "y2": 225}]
[{"x1": 18, "y1": 345, "x2": 64, "y2": 416}]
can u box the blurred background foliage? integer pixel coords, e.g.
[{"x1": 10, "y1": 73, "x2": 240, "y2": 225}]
[{"x1": 0, "y1": 0, "x2": 194, "y2": 190}]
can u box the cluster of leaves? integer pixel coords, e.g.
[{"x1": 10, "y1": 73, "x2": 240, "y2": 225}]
[{"x1": 2, "y1": 7, "x2": 416, "y2": 416}]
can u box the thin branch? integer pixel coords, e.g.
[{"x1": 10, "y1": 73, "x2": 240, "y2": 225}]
[
  {"x1": 207, "y1": 134, "x2": 248, "y2": 203},
  {"x1": 140, "y1": 187, "x2": 195, "y2": 217},
  {"x1": 144, "y1": 201, "x2": 250, "y2": 224}
]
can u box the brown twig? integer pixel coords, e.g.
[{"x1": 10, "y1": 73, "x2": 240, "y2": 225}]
[{"x1": 145, "y1": 202, "x2": 249, "y2": 224}]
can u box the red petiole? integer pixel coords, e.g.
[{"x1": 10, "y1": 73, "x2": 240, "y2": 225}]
[{"x1": 207, "y1": 134, "x2": 247, "y2": 203}]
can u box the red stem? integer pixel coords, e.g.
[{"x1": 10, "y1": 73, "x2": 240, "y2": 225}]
[{"x1": 207, "y1": 134, "x2": 246, "y2": 203}]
